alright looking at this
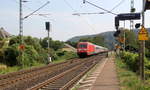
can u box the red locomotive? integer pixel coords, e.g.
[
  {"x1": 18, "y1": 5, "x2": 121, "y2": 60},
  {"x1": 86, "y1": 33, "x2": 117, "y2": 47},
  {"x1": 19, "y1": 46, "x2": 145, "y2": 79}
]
[{"x1": 77, "y1": 42, "x2": 108, "y2": 57}]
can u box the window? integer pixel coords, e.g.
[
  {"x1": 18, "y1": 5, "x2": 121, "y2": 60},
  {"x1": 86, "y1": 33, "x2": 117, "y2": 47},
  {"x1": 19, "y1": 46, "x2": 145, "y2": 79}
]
[{"x1": 79, "y1": 44, "x2": 87, "y2": 48}]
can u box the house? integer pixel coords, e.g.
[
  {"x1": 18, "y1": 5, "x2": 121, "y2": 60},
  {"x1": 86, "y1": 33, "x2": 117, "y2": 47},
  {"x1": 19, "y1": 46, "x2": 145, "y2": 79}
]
[
  {"x1": 0, "y1": 27, "x2": 11, "y2": 38},
  {"x1": 62, "y1": 43, "x2": 77, "y2": 52}
]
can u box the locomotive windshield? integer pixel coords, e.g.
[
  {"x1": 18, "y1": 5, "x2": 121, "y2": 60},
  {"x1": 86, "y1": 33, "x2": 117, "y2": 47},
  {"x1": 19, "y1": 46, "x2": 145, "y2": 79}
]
[{"x1": 78, "y1": 44, "x2": 87, "y2": 48}]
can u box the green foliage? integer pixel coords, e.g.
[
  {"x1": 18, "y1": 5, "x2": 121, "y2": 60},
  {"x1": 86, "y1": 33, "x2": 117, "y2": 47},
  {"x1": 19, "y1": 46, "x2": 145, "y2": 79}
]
[
  {"x1": 145, "y1": 70, "x2": 150, "y2": 80},
  {"x1": 4, "y1": 44, "x2": 19, "y2": 66},
  {"x1": 0, "y1": 49, "x2": 4, "y2": 63},
  {"x1": 116, "y1": 57, "x2": 150, "y2": 90},
  {"x1": 0, "y1": 36, "x2": 48, "y2": 66},
  {"x1": 120, "y1": 51, "x2": 150, "y2": 79},
  {"x1": 66, "y1": 41, "x2": 77, "y2": 48},
  {"x1": 119, "y1": 30, "x2": 139, "y2": 52},
  {"x1": 0, "y1": 35, "x2": 77, "y2": 69},
  {"x1": 62, "y1": 51, "x2": 78, "y2": 60},
  {"x1": 40, "y1": 37, "x2": 64, "y2": 51},
  {"x1": 145, "y1": 37, "x2": 150, "y2": 50},
  {"x1": 145, "y1": 37, "x2": 150, "y2": 58},
  {"x1": 79, "y1": 35, "x2": 105, "y2": 47},
  {"x1": 48, "y1": 48, "x2": 58, "y2": 60},
  {"x1": 9, "y1": 36, "x2": 20, "y2": 46},
  {"x1": 24, "y1": 36, "x2": 42, "y2": 52},
  {"x1": 17, "y1": 45, "x2": 40, "y2": 67},
  {"x1": 120, "y1": 51, "x2": 139, "y2": 72}
]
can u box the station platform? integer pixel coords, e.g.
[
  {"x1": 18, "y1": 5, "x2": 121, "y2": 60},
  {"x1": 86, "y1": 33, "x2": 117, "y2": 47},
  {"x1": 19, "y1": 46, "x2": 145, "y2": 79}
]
[{"x1": 75, "y1": 56, "x2": 120, "y2": 90}]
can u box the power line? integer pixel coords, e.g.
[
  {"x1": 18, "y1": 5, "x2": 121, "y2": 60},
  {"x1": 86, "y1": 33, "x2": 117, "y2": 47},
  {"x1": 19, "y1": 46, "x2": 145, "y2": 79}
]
[
  {"x1": 84, "y1": 0, "x2": 117, "y2": 15},
  {"x1": 23, "y1": 1, "x2": 50, "y2": 19},
  {"x1": 10, "y1": 0, "x2": 51, "y2": 19},
  {"x1": 110, "y1": 0, "x2": 126, "y2": 11},
  {"x1": 63, "y1": 0, "x2": 77, "y2": 12},
  {"x1": 63, "y1": 0, "x2": 98, "y2": 33}
]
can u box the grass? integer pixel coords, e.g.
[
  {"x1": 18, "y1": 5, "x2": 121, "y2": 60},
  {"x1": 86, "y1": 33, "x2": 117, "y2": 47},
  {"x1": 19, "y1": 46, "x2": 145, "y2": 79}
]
[
  {"x1": 0, "y1": 62, "x2": 45, "y2": 74},
  {"x1": 116, "y1": 57, "x2": 150, "y2": 90}
]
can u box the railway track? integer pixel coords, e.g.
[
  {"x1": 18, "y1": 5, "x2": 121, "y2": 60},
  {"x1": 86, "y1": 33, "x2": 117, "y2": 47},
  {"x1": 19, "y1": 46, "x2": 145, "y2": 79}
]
[{"x1": 0, "y1": 54, "x2": 106, "y2": 90}]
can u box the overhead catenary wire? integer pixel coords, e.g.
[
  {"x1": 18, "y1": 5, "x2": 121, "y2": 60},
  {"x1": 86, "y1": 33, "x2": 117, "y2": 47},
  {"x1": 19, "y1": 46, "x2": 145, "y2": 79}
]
[
  {"x1": 84, "y1": 0, "x2": 117, "y2": 15},
  {"x1": 110, "y1": 0, "x2": 126, "y2": 11},
  {"x1": 23, "y1": 1, "x2": 50, "y2": 19},
  {"x1": 10, "y1": 0, "x2": 51, "y2": 19},
  {"x1": 73, "y1": 0, "x2": 126, "y2": 16},
  {"x1": 63, "y1": 0, "x2": 98, "y2": 33}
]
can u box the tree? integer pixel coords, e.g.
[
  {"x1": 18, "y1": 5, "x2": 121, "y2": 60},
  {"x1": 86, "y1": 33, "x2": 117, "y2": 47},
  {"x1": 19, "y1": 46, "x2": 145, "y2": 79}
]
[
  {"x1": 66, "y1": 41, "x2": 77, "y2": 48},
  {"x1": 79, "y1": 35, "x2": 105, "y2": 47},
  {"x1": 118, "y1": 29, "x2": 139, "y2": 52},
  {"x1": 40, "y1": 37, "x2": 64, "y2": 51}
]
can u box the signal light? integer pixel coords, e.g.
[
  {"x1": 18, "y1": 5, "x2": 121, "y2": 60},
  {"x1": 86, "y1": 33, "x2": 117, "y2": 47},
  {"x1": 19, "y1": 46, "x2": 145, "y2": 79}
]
[
  {"x1": 113, "y1": 30, "x2": 121, "y2": 37},
  {"x1": 83, "y1": 0, "x2": 86, "y2": 4},
  {"x1": 135, "y1": 23, "x2": 141, "y2": 29},
  {"x1": 45, "y1": 22, "x2": 50, "y2": 31},
  {"x1": 144, "y1": 0, "x2": 150, "y2": 11},
  {"x1": 115, "y1": 16, "x2": 119, "y2": 30}
]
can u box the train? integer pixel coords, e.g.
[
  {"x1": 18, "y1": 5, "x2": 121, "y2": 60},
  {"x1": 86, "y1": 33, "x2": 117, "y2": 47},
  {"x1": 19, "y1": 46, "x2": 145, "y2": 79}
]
[{"x1": 77, "y1": 42, "x2": 108, "y2": 57}]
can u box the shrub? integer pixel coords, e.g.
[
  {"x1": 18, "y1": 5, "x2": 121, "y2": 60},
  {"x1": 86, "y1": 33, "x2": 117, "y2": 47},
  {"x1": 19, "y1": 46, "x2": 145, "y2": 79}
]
[
  {"x1": 120, "y1": 51, "x2": 150, "y2": 73},
  {"x1": 120, "y1": 52, "x2": 139, "y2": 72},
  {"x1": 4, "y1": 44, "x2": 19, "y2": 66},
  {"x1": 145, "y1": 70, "x2": 150, "y2": 80}
]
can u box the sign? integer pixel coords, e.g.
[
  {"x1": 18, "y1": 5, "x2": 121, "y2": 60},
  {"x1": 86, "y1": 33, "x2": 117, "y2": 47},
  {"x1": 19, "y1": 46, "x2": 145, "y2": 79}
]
[
  {"x1": 119, "y1": 37, "x2": 125, "y2": 43},
  {"x1": 117, "y1": 13, "x2": 141, "y2": 20},
  {"x1": 19, "y1": 44, "x2": 25, "y2": 50},
  {"x1": 115, "y1": 45, "x2": 121, "y2": 49},
  {"x1": 138, "y1": 26, "x2": 149, "y2": 40}
]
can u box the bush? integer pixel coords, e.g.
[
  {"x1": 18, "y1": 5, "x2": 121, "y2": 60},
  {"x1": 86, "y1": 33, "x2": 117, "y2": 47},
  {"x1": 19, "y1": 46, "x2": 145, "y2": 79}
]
[
  {"x1": 120, "y1": 52, "x2": 139, "y2": 72},
  {"x1": 120, "y1": 51, "x2": 150, "y2": 74},
  {"x1": 145, "y1": 49, "x2": 150, "y2": 58},
  {"x1": 17, "y1": 45, "x2": 39, "y2": 67},
  {"x1": 4, "y1": 44, "x2": 19, "y2": 66},
  {"x1": 63, "y1": 51, "x2": 78, "y2": 60},
  {"x1": 145, "y1": 70, "x2": 150, "y2": 80}
]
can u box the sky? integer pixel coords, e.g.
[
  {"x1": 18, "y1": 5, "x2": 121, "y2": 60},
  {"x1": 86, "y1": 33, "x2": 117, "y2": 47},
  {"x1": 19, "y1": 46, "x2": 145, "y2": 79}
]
[{"x1": 0, "y1": 0, "x2": 150, "y2": 41}]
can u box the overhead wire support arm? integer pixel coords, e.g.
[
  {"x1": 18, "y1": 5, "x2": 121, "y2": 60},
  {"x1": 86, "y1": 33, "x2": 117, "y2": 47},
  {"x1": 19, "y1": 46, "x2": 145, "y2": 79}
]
[
  {"x1": 83, "y1": 0, "x2": 117, "y2": 15},
  {"x1": 72, "y1": 12, "x2": 106, "y2": 16},
  {"x1": 23, "y1": 1, "x2": 50, "y2": 19}
]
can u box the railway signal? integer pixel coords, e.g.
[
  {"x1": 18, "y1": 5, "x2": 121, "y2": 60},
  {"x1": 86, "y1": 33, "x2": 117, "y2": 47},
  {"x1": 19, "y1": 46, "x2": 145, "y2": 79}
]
[
  {"x1": 45, "y1": 22, "x2": 50, "y2": 31},
  {"x1": 114, "y1": 13, "x2": 141, "y2": 30},
  {"x1": 45, "y1": 22, "x2": 51, "y2": 63},
  {"x1": 115, "y1": 16, "x2": 119, "y2": 30},
  {"x1": 83, "y1": 0, "x2": 86, "y2": 4},
  {"x1": 113, "y1": 30, "x2": 121, "y2": 37},
  {"x1": 135, "y1": 23, "x2": 141, "y2": 29},
  {"x1": 144, "y1": 0, "x2": 150, "y2": 11}
]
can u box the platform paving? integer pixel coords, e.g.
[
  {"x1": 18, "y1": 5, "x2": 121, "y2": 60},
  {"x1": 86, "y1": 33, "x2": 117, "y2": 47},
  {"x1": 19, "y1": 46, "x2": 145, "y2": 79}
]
[{"x1": 76, "y1": 56, "x2": 120, "y2": 90}]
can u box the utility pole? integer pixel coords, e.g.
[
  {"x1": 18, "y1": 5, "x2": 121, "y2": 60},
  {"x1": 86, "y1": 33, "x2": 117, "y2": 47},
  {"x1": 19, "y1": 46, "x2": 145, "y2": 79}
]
[
  {"x1": 19, "y1": 0, "x2": 23, "y2": 44},
  {"x1": 19, "y1": 0, "x2": 25, "y2": 67},
  {"x1": 123, "y1": 21, "x2": 126, "y2": 51},
  {"x1": 140, "y1": 0, "x2": 145, "y2": 81}
]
